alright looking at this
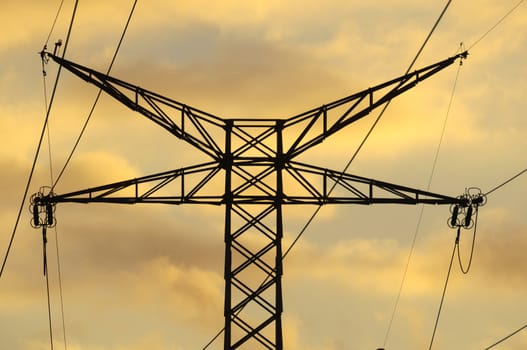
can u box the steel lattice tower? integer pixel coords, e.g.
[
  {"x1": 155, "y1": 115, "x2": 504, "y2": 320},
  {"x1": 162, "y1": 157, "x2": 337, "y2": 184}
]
[{"x1": 32, "y1": 50, "x2": 482, "y2": 349}]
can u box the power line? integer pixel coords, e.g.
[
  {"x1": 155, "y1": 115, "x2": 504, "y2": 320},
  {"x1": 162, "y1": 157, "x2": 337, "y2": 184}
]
[
  {"x1": 202, "y1": 1, "x2": 454, "y2": 348},
  {"x1": 428, "y1": 229, "x2": 458, "y2": 350},
  {"x1": 43, "y1": 46, "x2": 70, "y2": 350},
  {"x1": 50, "y1": 225, "x2": 68, "y2": 350},
  {"x1": 44, "y1": 2, "x2": 138, "y2": 349},
  {"x1": 43, "y1": 40, "x2": 69, "y2": 350},
  {"x1": 457, "y1": 207, "x2": 478, "y2": 274},
  {"x1": 44, "y1": 0, "x2": 65, "y2": 47},
  {"x1": 484, "y1": 323, "x2": 527, "y2": 349},
  {"x1": 383, "y1": 59, "x2": 462, "y2": 347},
  {"x1": 0, "y1": 0, "x2": 79, "y2": 279},
  {"x1": 42, "y1": 2, "x2": 80, "y2": 350},
  {"x1": 377, "y1": 0, "x2": 457, "y2": 344},
  {"x1": 387, "y1": 1, "x2": 527, "y2": 344},
  {"x1": 42, "y1": 227, "x2": 55, "y2": 350},
  {"x1": 286, "y1": 0, "x2": 454, "y2": 275},
  {"x1": 405, "y1": 0, "x2": 452, "y2": 75},
  {"x1": 468, "y1": 0, "x2": 525, "y2": 51},
  {"x1": 52, "y1": 0, "x2": 138, "y2": 190},
  {"x1": 485, "y1": 168, "x2": 527, "y2": 196},
  {"x1": 428, "y1": 203, "x2": 482, "y2": 349}
]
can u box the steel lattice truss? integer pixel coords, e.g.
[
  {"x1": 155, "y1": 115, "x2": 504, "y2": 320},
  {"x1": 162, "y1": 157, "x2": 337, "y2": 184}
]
[{"x1": 33, "y1": 51, "x2": 471, "y2": 349}]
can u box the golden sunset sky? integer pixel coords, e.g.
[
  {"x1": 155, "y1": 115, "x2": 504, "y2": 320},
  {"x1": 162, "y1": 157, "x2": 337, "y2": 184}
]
[{"x1": 1, "y1": 1, "x2": 526, "y2": 349}]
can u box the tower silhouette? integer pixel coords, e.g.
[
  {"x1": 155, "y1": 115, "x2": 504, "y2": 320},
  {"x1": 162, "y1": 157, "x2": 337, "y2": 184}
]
[{"x1": 32, "y1": 50, "x2": 482, "y2": 349}]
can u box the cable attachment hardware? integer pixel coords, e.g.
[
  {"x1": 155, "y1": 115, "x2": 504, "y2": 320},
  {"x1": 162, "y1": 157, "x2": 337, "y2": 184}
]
[
  {"x1": 53, "y1": 39, "x2": 63, "y2": 56},
  {"x1": 30, "y1": 186, "x2": 56, "y2": 229},
  {"x1": 448, "y1": 187, "x2": 486, "y2": 229},
  {"x1": 458, "y1": 42, "x2": 468, "y2": 66},
  {"x1": 39, "y1": 46, "x2": 50, "y2": 77}
]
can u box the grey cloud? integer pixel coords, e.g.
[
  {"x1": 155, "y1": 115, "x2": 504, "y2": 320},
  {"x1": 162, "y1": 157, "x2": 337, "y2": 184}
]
[{"x1": 472, "y1": 223, "x2": 527, "y2": 290}]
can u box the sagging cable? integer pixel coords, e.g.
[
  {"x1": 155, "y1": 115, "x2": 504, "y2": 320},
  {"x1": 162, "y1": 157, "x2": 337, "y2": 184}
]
[
  {"x1": 457, "y1": 206, "x2": 479, "y2": 274},
  {"x1": 42, "y1": 227, "x2": 48, "y2": 277},
  {"x1": 448, "y1": 188, "x2": 485, "y2": 274}
]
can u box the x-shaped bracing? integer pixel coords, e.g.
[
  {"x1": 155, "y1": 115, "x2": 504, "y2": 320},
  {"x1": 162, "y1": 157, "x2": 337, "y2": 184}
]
[{"x1": 33, "y1": 51, "x2": 473, "y2": 350}]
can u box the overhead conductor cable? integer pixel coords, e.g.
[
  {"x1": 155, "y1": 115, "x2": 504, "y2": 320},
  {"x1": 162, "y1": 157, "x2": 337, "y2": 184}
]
[
  {"x1": 202, "y1": 1, "x2": 455, "y2": 348},
  {"x1": 0, "y1": 0, "x2": 78, "y2": 279}
]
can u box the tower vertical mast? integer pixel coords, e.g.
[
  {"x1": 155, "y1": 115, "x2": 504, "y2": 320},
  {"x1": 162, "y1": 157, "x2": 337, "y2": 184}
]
[{"x1": 223, "y1": 119, "x2": 286, "y2": 349}]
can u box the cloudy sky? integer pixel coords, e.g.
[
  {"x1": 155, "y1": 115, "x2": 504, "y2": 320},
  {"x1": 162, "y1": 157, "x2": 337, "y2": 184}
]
[{"x1": 1, "y1": 1, "x2": 526, "y2": 349}]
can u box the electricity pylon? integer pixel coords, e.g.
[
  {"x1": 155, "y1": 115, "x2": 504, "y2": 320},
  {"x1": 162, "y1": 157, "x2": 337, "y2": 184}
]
[{"x1": 32, "y1": 50, "x2": 482, "y2": 349}]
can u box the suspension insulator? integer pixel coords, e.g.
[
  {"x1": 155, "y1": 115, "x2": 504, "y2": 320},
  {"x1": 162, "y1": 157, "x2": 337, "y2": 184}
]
[
  {"x1": 46, "y1": 203, "x2": 53, "y2": 226},
  {"x1": 450, "y1": 205, "x2": 459, "y2": 227},
  {"x1": 33, "y1": 204, "x2": 40, "y2": 227},
  {"x1": 464, "y1": 205, "x2": 473, "y2": 228}
]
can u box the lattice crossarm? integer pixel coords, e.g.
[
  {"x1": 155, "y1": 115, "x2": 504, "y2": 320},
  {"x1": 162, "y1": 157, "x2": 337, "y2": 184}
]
[
  {"x1": 285, "y1": 161, "x2": 464, "y2": 205},
  {"x1": 283, "y1": 51, "x2": 468, "y2": 158},
  {"x1": 44, "y1": 52, "x2": 225, "y2": 159},
  {"x1": 32, "y1": 162, "x2": 223, "y2": 206}
]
